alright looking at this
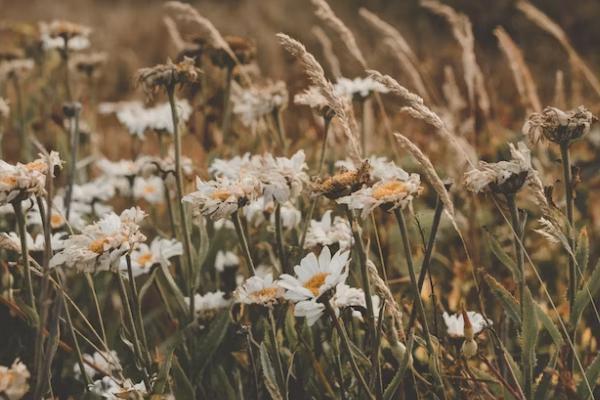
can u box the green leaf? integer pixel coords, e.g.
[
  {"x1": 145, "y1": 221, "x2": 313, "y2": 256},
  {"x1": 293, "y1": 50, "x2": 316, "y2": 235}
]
[
  {"x1": 284, "y1": 305, "x2": 298, "y2": 349},
  {"x1": 384, "y1": 334, "x2": 414, "y2": 400},
  {"x1": 156, "y1": 263, "x2": 188, "y2": 317},
  {"x1": 571, "y1": 260, "x2": 600, "y2": 326},
  {"x1": 486, "y1": 231, "x2": 521, "y2": 281},
  {"x1": 534, "y1": 302, "x2": 564, "y2": 347},
  {"x1": 504, "y1": 345, "x2": 523, "y2": 389},
  {"x1": 212, "y1": 366, "x2": 238, "y2": 400},
  {"x1": 153, "y1": 348, "x2": 174, "y2": 395},
  {"x1": 485, "y1": 275, "x2": 521, "y2": 324},
  {"x1": 521, "y1": 288, "x2": 539, "y2": 400},
  {"x1": 172, "y1": 357, "x2": 196, "y2": 400},
  {"x1": 196, "y1": 308, "x2": 231, "y2": 376},
  {"x1": 138, "y1": 268, "x2": 156, "y2": 303},
  {"x1": 260, "y1": 342, "x2": 284, "y2": 400},
  {"x1": 575, "y1": 227, "x2": 589, "y2": 274},
  {"x1": 577, "y1": 352, "x2": 600, "y2": 400}
]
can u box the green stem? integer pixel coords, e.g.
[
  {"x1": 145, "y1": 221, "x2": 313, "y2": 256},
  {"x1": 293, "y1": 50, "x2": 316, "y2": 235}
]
[
  {"x1": 274, "y1": 203, "x2": 288, "y2": 274},
  {"x1": 167, "y1": 84, "x2": 196, "y2": 319},
  {"x1": 232, "y1": 210, "x2": 256, "y2": 275},
  {"x1": 272, "y1": 108, "x2": 287, "y2": 155},
  {"x1": 13, "y1": 201, "x2": 36, "y2": 311},
  {"x1": 125, "y1": 255, "x2": 151, "y2": 368},
  {"x1": 323, "y1": 299, "x2": 374, "y2": 399},
  {"x1": 268, "y1": 308, "x2": 287, "y2": 396},
  {"x1": 85, "y1": 273, "x2": 108, "y2": 346},
  {"x1": 506, "y1": 195, "x2": 524, "y2": 317}
]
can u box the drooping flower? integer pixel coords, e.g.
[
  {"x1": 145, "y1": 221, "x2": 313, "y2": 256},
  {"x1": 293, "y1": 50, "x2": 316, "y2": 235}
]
[
  {"x1": 443, "y1": 310, "x2": 491, "y2": 338},
  {"x1": 120, "y1": 237, "x2": 182, "y2": 277},
  {"x1": 464, "y1": 142, "x2": 536, "y2": 194},
  {"x1": 0, "y1": 358, "x2": 30, "y2": 400},
  {"x1": 523, "y1": 106, "x2": 596, "y2": 145},
  {"x1": 304, "y1": 210, "x2": 353, "y2": 251},
  {"x1": 135, "y1": 57, "x2": 200, "y2": 96},
  {"x1": 234, "y1": 273, "x2": 284, "y2": 306},
  {"x1": 50, "y1": 207, "x2": 147, "y2": 273},
  {"x1": 259, "y1": 150, "x2": 308, "y2": 204}
]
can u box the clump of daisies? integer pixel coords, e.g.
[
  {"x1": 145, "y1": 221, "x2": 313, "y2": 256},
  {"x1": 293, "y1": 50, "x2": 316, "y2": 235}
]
[{"x1": 50, "y1": 207, "x2": 146, "y2": 273}]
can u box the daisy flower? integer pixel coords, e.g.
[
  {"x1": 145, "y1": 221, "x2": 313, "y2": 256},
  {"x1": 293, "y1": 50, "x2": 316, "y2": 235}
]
[
  {"x1": 0, "y1": 152, "x2": 62, "y2": 205},
  {"x1": 234, "y1": 273, "x2": 284, "y2": 306},
  {"x1": 89, "y1": 376, "x2": 146, "y2": 400},
  {"x1": 120, "y1": 237, "x2": 182, "y2": 277},
  {"x1": 336, "y1": 156, "x2": 410, "y2": 182},
  {"x1": 334, "y1": 76, "x2": 389, "y2": 100},
  {"x1": 0, "y1": 358, "x2": 30, "y2": 400},
  {"x1": 443, "y1": 310, "x2": 491, "y2": 338},
  {"x1": 260, "y1": 150, "x2": 308, "y2": 204},
  {"x1": 304, "y1": 211, "x2": 353, "y2": 251},
  {"x1": 5, "y1": 231, "x2": 67, "y2": 252},
  {"x1": 209, "y1": 153, "x2": 253, "y2": 180},
  {"x1": 182, "y1": 175, "x2": 261, "y2": 221},
  {"x1": 269, "y1": 202, "x2": 301, "y2": 230},
  {"x1": 185, "y1": 291, "x2": 231, "y2": 319},
  {"x1": 39, "y1": 20, "x2": 91, "y2": 52},
  {"x1": 74, "y1": 351, "x2": 121, "y2": 381},
  {"x1": 231, "y1": 81, "x2": 288, "y2": 128},
  {"x1": 50, "y1": 207, "x2": 147, "y2": 273},
  {"x1": 133, "y1": 176, "x2": 165, "y2": 204},
  {"x1": 523, "y1": 105, "x2": 596, "y2": 145}
]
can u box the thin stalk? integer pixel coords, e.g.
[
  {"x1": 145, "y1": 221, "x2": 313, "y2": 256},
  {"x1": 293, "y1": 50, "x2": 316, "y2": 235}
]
[
  {"x1": 65, "y1": 106, "x2": 81, "y2": 221},
  {"x1": 232, "y1": 210, "x2": 256, "y2": 275},
  {"x1": 345, "y1": 209, "x2": 380, "y2": 397},
  {"x1": 394, "y1": 208, "x2": 447, "y2": 399},
  {"x1": 167, "y1": 84, "x2": 195, "y2": 319},
  {"x1": 370, "y1": 212, "x2": 388, "y2": 284},
  {"x1": 560, "y1": 142, "x2": 576, "y2": 372},
  {"x1": 323, "y1": 299, "x2": 374, "y2": 400},
  {"x1": 268, "y1": 308, "x2": 287, "y2": 396},
  {"x1": 158, "y1": 132, "x2": 177, "y2": 238},
  {"x1": 125, "y1": 255, "x2": 151, "y2": 368},
  {"x1": 116, "y1": 271, "x2": 151, "y2": 388},
  {"x1": 274, "y1": 203, "x2": 288, "y2": 274},
  {"x1": 221, "y1": 66, "x2": 234, "y2": 139},
  {"x1": 85, "y1": 273, "x2": 107, "y2": 346},
  {"x1": 407, "y1": 195, "x2": 444, "y2": 332},
  {"x1": 272, "y1": 108, "x2": 287, "y2": 154},
  {"x1": 246, "y1": 330, "x2": 260, "y2": 400},
  {"x1": 299, "y1": 198, "x2": 317, "y2": 249},
  {"x1": 506, "y1": 195, "x2": 524, "y2": 317},
  {"x1": 317, "y1": 116, "x2": 331, "y2": 174},
  {"x1": 331, "y1": 331, "x2": 348, "y2": 400},
  {"x1": 55, "y1": 273, "x2": 91, "y2": 388},
  {"x1": 13, "y1": 201, "x2": 36, "y2": 310}
]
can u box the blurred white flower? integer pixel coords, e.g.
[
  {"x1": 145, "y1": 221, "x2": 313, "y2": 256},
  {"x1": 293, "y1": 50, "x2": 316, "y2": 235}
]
[
  {"x1": 234, "y1": 273, "x2": 284, "y2": 306},
  {"x1": 443, "y1": 311, "x2": 491, "y2": 338},
  {"x1": 215, "y1": 250, "x2": 239, "y2": 272},
  {"x1": 0, "y1": 358, "x2": 30, "y2": 400},
  {"x1": 120, "y1": 237, "x2": 182, "y2": 277},
  {"x1": 133, "y1": 176, "x2": 165, "y2": 204},
  {"x1": 50, "y1": 207, "x2": 146, "y2": 273},
  {"x1": 304, "y1": 210, "x2": 353, "y2": 250},
  {"x1": 74, "y1": 351, "x2": 121, "y2": 380},
  {"x1": 39, "y1": 20, "x2": 91, "y2": 52},
  {"x1": 334, "y1": 76, "x2": 389, "y2": 99},
  {"x1": 231, "y1": 81, "x2": 288, "y2": 128},
  {"x1": 269, "y1": 202, "x2": 301, "y2": 230},
  {"x1": 5, "y1": 231, "x2": 67, "y2": 252},
  {"x1": 185, "y1": 291, "x2": 231, "y2": 319},
  {"x1": 89, "y1": 376, "x2": 146, "y2": 400}
]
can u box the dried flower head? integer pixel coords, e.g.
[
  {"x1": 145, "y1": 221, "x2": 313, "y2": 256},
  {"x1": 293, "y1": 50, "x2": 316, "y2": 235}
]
[
  {"x1": 208, "y1": 35, "x2": 256, "y2": 68},
  {"x1": 523, "y1": 106, "x2": 596, "y2": 145},
  {"x1": 39, "y1": 20, "x2": 91, "y2": 52},
  {"x1": 135, "y1": 57, "x2": 200, "y2": 96},
  {"x1": 313, "y1": 161, "x2": 371, "y2": 200}
]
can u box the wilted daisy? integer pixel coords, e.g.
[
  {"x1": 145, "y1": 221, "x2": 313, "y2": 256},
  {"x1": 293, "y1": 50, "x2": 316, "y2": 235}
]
[
  {"x1": 50, "y1": 207, "x2": 146, "y2": 273},
  {"x1": 135, "y1": 57, "x2": 200, "y2": 96},
  {"x1": 133, "y1": 176, "x2": 165, "y2": 204},
  {"x1": 443, "y1": 310, "x2": 491, "y2": 338},
  {"x1": 0, "y1": 152, "x2": 62, "y2": 205},
  {"x1": 304, "y1": 210, "x2": 353, "y2": 251},
  {"x1": 101, "y1": 100, "x2": 192, "y2": 138},
  {"x1": 39, "y1": 20, "x2": 91, "y2": 52},
  {"x1": 336, "y1": 156, "x2": 410, "y2": 182},
  {"x1": 0, "y1": 359, "x2": 30, "y2": 400},
  {"x1": 464, "y1": 142, "x2": 536, "y2": 195},
  {"x1": 337, "y1": 173, "x2": 421, "y2": 219},
  {"x1": 523, "y1": 106, "x2": 596, "y2": 145},
  {"x1": 231, "y1": 81, "x2": 288, "y2": 128},
  {"x1": 182, "y1": 175, "x2": 261, "y2": 221},
  {"x1": 334, "y1": 76, "x2": 389, "y2": 100},
  {"x1": 120, "y1": 237, "x2": 182, "y2": 277},
  {"x1": 185, "y1": 290, "x2": 231, "y2": 319},
  {"x1": 74, "y1": 351, "x2": 122, "y2": 380},
  {"x1": 234, "y1": 273, "x2": 284, "y2": 306}
]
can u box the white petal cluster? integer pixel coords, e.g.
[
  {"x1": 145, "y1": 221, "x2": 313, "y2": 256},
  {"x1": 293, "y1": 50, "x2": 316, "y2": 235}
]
[
  {"x1": 0, "y1": 359, "x2": 30, "y2": 400},
  {"x1": 234, "y1": 273, "x2": 284, "y2": 306},
  {"x1": 231, "y1": 81, "x2": 288, "y2": 128},
  {"x1": 0, "y1": 152, "x2": 62, "y2": 205},
  {"x1": 133, "y1": 176, "x2": 165, "y2": 204},
  {"x1": 334, "y1": 77, "x2": 389, "y2": 99},
  {"x1": 304, "y1": 210, "x2": 353, "y2": 251},
  {"x1": 185, "y1": 291, "x2": 231, "y2": 319},
  {"x1": 50, "y1": 207, "x2": 147, "y2": 273},
  {"x1": 89, "y1": 376, "x2": 146, "y2": 400},
  {"x1": 215, "y1": 250, "x2": 240, "y2": 272},
  {"x1": 74, "y1": 351, "x2": 122, "y2": 381},
  {"x1": 5, "y1": 231, "x2": 68, "y2": 252},
  {"x1": 443, "y1": 311, "x2": 491, "y2": 338}
]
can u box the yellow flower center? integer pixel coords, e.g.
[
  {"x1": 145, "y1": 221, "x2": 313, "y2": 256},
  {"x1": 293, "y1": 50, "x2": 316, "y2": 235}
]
[
  {"x1": 137, "y1": 252, "x2": 154, "y2": 267},
  {"x1": 211, "y1": 189, "x2": 232, "y2": 201},
  {"x1": 50, "y1": 213, "x2": 64, "y2": 228},
  {"x1": 372, "y1": 180, "x2": 407, "y2": 200},
  {"x1": 88, "y1": 237, "x2": 108, "y2": 254},
  {"x1": 303, "y1": 272, "x2": 329, "y2": 296},
  {"x1": 251, "y1": 287, "x2": 280, "y2": 301}
]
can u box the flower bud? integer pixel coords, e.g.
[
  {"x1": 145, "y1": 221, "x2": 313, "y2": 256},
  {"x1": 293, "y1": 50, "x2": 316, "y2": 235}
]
[{"x1": 461, "y1": 338, "x2": 478, "y2": 359}]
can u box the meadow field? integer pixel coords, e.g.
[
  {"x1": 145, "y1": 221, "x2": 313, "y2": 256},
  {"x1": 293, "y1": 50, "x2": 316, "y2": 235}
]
[{"x1": 0, "y1": 0, "x2": 599, "y2": 398}]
